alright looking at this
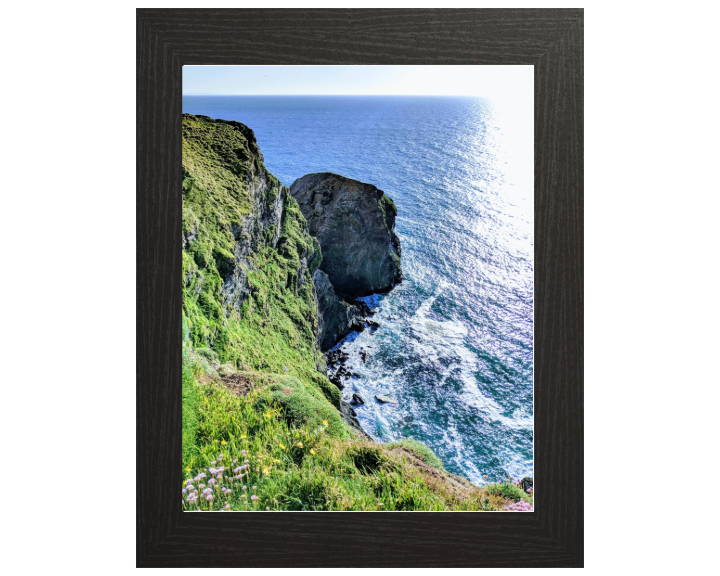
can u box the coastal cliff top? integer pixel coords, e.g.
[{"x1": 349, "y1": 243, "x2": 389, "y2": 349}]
[{"x1": 182, "y1": 114, "x2": 267, "y2": 216}]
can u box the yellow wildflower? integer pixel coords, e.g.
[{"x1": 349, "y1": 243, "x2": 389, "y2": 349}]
[
  {"x1": 262, "y1": 466, "x2": 269, "y2": 475},
  {"x1": 279, "y1": 443, "x2": 286, "y2": 449},
  {"x1": 240, "y1": 434, "x2": 246, "y2": 439},
  {"x1": 185, "y1": 467, "x2": 191, "y2": 472},
  {"x1": 322, "y1": 420, "x2": 329, "y2": 427},
  {"x1": 221, "y1": 440, "x2": 227, "y2": 445},
  {"x1": 310, "y1": 448, "x2": 316, "y2": 455}
]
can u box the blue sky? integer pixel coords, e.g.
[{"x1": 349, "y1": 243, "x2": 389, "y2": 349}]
[{"x1": 183, "y1": 65, "x2": 532, "y2": 99}]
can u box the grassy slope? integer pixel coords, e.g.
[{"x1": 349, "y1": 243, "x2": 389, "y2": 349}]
[
  {"x1": 180, "y1": 115, "x2": 533, "y2": 511},
  {"x1": 181, "y1": 356, "x2": 530, "y2": 511}
]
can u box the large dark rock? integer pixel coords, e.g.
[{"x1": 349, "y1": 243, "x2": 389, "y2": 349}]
[
  {"x1": 290, "y1": 172, "x2": 402, "y2": 296},
  {"x1": 313, "y1": 269, "x2": 364, "y2": 351}
]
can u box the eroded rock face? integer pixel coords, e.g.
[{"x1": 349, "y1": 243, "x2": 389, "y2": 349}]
[
  {"x1": 340, "y1": 401, "x2": 365, "y2": 435},
  {"x1": 182, "y1": 114, "x2": 322, "y2": 369},
  {"x1": 313, "y1": 269, "x2": 363, "y2": 351},
  {"x1": 290, "y1": 172, "x2": 402, "y2": 296}
]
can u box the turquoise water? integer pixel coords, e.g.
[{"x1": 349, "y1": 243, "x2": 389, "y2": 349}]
[{"x1": 183, "y1": 96, "x2": 533, "y2": 484}]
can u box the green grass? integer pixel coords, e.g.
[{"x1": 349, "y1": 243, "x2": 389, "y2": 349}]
[
  {"x1": 486, "y1": 481, "x2": 530, "y2": 503},
  {"x1": 254, "y1": 373, "x2": 348, "y2": 438},
  {"x1": 181, "y1": 349, "x2": 518, "y2": 512},
  {"x1": 386, "y1": 439, "x2": 445, "y2": 471},
  {"x1": 195, "y1": 347, "x2": 219, "y2": 363},
  {"x1": 182, "y1": 352, "x2": 200, "y2": 465}
]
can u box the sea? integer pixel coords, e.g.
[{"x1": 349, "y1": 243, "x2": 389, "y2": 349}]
[{"x1": 182, "y1": 95, "x2": 534, "y2": 485}]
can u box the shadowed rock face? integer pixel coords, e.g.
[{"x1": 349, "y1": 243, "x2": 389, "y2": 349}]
[
  {"x1": 313, "y1": 269, "x2": 364, "y2": 351},
  {"x1": 289, "y1": 172, "x2": 402, "y2": 297}
]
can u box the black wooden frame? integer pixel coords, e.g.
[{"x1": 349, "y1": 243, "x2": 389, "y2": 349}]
[{"x1": 137, "y1": 8, "x2": 583, "y2": 567}]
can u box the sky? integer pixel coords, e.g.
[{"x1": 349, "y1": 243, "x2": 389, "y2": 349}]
[
  {"x1": 182, "y1": 65, "x2": 532, "y2": 101},
  {"x1": 183, "y1": 64, "x2": 534, "y2": 202}
]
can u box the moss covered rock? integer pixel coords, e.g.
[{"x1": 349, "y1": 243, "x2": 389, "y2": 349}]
[{"x1": 182, "y1": 114, "x2": 334, "y2": 407}]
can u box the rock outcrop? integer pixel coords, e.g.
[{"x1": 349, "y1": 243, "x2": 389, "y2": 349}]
[
  {"x1": 183, "y1": 115, "x2": 321, "y2": 322},
  {"x1": 340, "y1": 401, "x2": 365, "y2": 436},
  {"x1": 182, "y1": 117, "x2": 404, "y2": 419},
  {"x1": 313, "y1": 269, "x2": 365, "y2": 351},
  {"x1": 289, "y1": 172, "x2": 402, "y2": 297},
  {"x1": 181, "y1": 114, "x2": 335, "y2": 406}
]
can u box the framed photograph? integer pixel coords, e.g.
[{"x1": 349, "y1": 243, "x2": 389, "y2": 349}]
[{"x1": 137, "y1": 8, "x2": 583, "y2": 567}]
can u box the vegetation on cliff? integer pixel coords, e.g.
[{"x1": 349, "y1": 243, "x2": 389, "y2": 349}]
[
  {"x1": 182, "y1": 347, "x2": 532, "y2": 511},
  {"x1": 182, "y1": 114, "x2": 336, "y2": 407}
]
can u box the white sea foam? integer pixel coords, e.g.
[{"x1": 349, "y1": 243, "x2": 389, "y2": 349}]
[
  {"x1": 459, "y1": 373, "x2": 533, "y2": 431},
  {"x1": 407, "y1": 289, "x2": 468, "y2": 360}
]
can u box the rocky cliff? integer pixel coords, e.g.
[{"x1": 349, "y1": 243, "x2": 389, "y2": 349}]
[
  {"x1": 289, "y1": 172, "x2": 403, "y2": 297},
  {"x1": 181, "y1": 114, "x2": 335, "y2": 406},
  {"x1": 313, "y1": 269, "x2": 365, "y2": 351},
  {"x1": 182, "y1": 115, "x2": 404, "y2": 428}
]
